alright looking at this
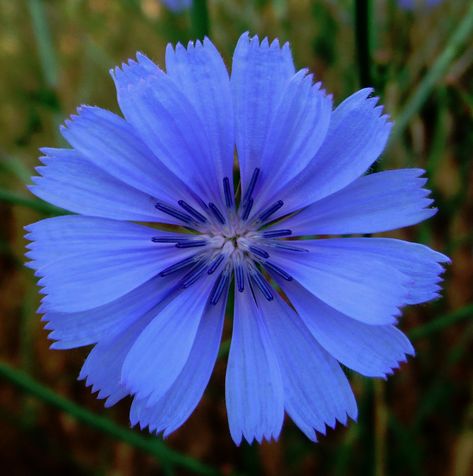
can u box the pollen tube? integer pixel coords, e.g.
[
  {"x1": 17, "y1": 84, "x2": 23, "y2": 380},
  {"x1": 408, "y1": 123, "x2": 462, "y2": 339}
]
[
  {"x1": 159, "y1": 256, "x2": 197, "y2": 276},
  {"x1": 223, "y1": 177, "x2": 233, "y2": 208},
  {"x1": 258, "y1": 200, "x2": 284, "y2": 222},
  {"x1": 243, "y1": 167, "x2": 260, "y2": 203},
  {"x1": 250, "y1": 269, "x2": 274, "y2": 301},
  {"x1": 262, "y1": 229, "x2": 292, "y2": 238},
  {"x1": 181, "y1": 260, "x2": 209, "y2": 288},
  {"x1": 264, "y1": 261, "x2": 293, "y2": 281},
  {"x1": 155, "y1": 201, "x2": 195, "y2": 224},
  {"x1": 175, "y1": 240, "x2": 207, "y2": 248},
  {"x1": 249, "y1": 246, "x2": 270, "y2": 259},
  {"x1": 178, "y1": 200, "x2": 208, "y2": 223},
  {"x1": 210, "y1": 271, "x2": 230, "y2": 305},
  {"x1": 241, "y1": 198, "x2": 254, "y2": 220},
  {"x1": 235, "y1": 264, "x2": 245, "y2": 292},
  {"x1": 208, "y1": 202, "x2": 226, "y2": 224},
  {"x1": 208, "y1": 254, "x2": 225, "y2": 274}
]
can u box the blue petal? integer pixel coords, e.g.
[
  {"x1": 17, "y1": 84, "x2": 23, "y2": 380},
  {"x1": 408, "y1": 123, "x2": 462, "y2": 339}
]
[
  {"x1": 79, "y1": 308, "x2": 161, "y2": 408},
  {"x1": 111, "y1": 55, "x2": 222, "y2": 203},
  {"x1": 130, "y1": 282, "x2": 228, "y2": 436},
  {"x1": 34, "y1": 222, "x2": 197, "y2": 312},
  {"x1": 254, "y1": 71, "x2": 332, "y2": 211},
  {"x1": 29, "y1": 149, "x2": 177, "y2": 224},
  {"x1": 267, "y1": 240, "x2": 409, "y2": 324},
  {"x1": 122, "y1": 277, "x2": 217, "y2": 405},
  {"x1": 43, "y1": 274, "x2": 180, "y2": 349},
  {"x1": 281, "y1": 169, "x2": 437, "y2": 235},
  {"x1": 266, "y1": 89, "x2": 392, "y2": 219},
  {"x1": 261, "y1": 293, "x2": 357, "y2": 441},
  {"x1": 161, "y1": 0, "x2": 192, "y2": 12},
  {"x1": 25, "y1": 215, "x2": 185, "y2": 269},
  {"x1": 309, "y1": 238, "x2": 449, "y2": 305},
  {"x1": 276, "y1": 277, "x2": 415, "y2": 378},
  {"x1": 231, "y1": 33, "x2": 295, "y2": 195},
  {"x1": 166, "y1": 39, "x2": 234, "y2": 195},
  {"x1": 60, "y1": 106, "x2": 189, "y2": 203},
  {"x1": 225, "y1": 285, "x2": 284, "y2": 445}
]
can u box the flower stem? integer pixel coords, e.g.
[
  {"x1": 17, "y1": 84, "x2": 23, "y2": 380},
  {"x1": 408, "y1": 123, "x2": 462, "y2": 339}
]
[
  {"x1": 27, "y1": 0, "x2": 58, "y2": 89},
  {"x1": 391, "y1": 2, "x2": 473, "y2": 142},
  {"x1": 354, "y1": 0, "x2": 375, "y2": 88},
  {"x1": 0, "y1": 361, "x2": 217, "y2": 475},
  {"x1": 190, "y1": 0, "x2": 210, "y2": 39}
]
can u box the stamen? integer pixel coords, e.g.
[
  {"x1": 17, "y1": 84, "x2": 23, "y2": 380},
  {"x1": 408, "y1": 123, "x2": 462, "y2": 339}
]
[
  {"x1": 151, "y1": 237, "x2": 187, "y2": 243},
  {"x1": 258, "y1": 200, "x2": 284, "y2": 222},
  {"x1": 243, "y1": 168, "x2": 260, "y2": 203},
  {"x1": 241, "y1": 198, "x2": 254, "y2": 220},
  {"x1": 155, "y1": 201, "x2": 194, "y2": 224},
  {"x1": 208, "y1": 202, "x2": 226, "y2": 224},
  {"x1": 274, "y1": 243, "x2": 309, "y2": 253},
  {"x1": 210, "y1": 271, "x2": 229, "y2": 305},
  {"x1": 249, "y1": 246, "x2": 270, "y2": 259},
  {"x1": 262, "y1": 229, "x2": 292, "y2": 238},
  {"x1": 182, "y1": 261, "x2": 208, "y2": 288},
  {"x1": 178, "y1": 200, "x2": 207, "y2": 223},
  {"x1": 208, "y1": 254, "x2": 225, "y2": 274},
  {"x1": 159, "y1": 256, "x2": 196, "y2": 276},
  {"x1": 235, "y1": 264, "x2": 245, "y2": 292},
  {"x1": 223, "y1": 177, "x2": 233, "y2": 208},
  {"x1": 264, "y1": 261, "x2": 293, "y2": 281},
  {"x1": 251, "y1": 270, "x2": 274, "y2": 301},
  {"x1": 175, "y1": 240, "x2": 207, "y2": 248}
]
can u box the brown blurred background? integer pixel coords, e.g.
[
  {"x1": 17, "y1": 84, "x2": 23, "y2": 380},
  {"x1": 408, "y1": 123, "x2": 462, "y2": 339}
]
[{"x1": 0, "y1": 1, "x2": 472, "y2": 475}]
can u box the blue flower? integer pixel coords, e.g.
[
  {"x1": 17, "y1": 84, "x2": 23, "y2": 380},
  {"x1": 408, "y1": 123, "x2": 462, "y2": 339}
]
[
  {"x1": 398, "y1": 0, "x2": 442, "y2": 10},
  {"x1": 160, "y1": 0, "x2": 192, "y2": 13},
  {"x1": 26, "y1": 33, "x2": 449, "y2": 444}
]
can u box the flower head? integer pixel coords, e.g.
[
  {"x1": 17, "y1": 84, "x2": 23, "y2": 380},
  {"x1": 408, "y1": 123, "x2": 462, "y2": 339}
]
[
  {"x1": 161, "y1": 0, "x2": 192, "y2": 13},
  {"x1": 26, "y1": 33, "x2": 449, "y2": 444},
  {"x1": 398, "y1": 0, "x2": 442, "y2": 10}
]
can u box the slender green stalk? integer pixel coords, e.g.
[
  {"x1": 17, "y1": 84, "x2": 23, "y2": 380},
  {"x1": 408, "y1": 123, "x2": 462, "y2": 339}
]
[
  {"x1": 354, "y1": 0, "x2": 375, "y2": 88},
  {"x1": 0, "y1": 156, "x2": 32, "y2": 183},
  {"x1": 0, "y1": 361, "x2": 217, "y2": 475},
  {"x1": 409, "y1": 304, "x2": 473, "y2": 341},
  {"x1": 391, "y1": 2, "x2": 473, "y2": 141},
  {"x1": 27, "y1": 0, "x2": 59, "y2": 88},
  {"x1": 413, "y1": 323, "x2": 473, "y2": 428},
  {"x1": 190, "y1": 0, "x2": 210, "y2": 39},
  {"x1": 374, "y1": 381, "x2": 387, "y2": 476},
  {"x1": 218, "y1": 339, "x2": 230, "y2": 359},
  {"x1": 0, "y1": 188, "x2": 63, "y2": 215}
]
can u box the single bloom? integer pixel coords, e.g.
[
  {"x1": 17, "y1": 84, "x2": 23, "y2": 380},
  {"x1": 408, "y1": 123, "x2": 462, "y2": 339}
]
[
  {"x1": 397, "y1": 0, "x2": 443, "y2": 10},
  {"x1": 26, "y1": 33, "x2": 449, "y2": 444},
  {"x1": 160, "y1": 0, "x2": 192, "y2": 13}
]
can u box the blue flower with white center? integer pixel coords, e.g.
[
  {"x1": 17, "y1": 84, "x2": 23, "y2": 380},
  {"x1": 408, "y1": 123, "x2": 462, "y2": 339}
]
[{"x1": 25, "y1": 33, "x2": 449, "y2": 445}]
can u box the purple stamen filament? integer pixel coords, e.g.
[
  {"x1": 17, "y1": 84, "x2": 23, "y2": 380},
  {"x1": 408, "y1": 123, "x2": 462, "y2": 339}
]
[
  {"x1": 178, "y1": 200, "x2": 208, "y2": 223},
  {"x1": 175, "y1": 240, "x2": 207, "y2": 249}
]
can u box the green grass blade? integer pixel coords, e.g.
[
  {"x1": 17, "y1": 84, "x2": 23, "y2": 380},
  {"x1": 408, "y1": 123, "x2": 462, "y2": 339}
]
[
  {"x1": 409, "y1": 304, "x2": 473, "y2": 341},
  {"x1": 190, "y1": 0, "x2": 210, "y2": 39},
  {"x1": 391, "y1": 2, "x2": 473, "y2": 142},
  {"x1": 354, "y1": 0, "x2": 375, "y2": 89},
  {"x1": 0, "y1": 188, "x2": 64, "y2": 215},
  {"x1": 27, "y1": 0, "x2": 59, "y2": 89},
  {"x1": 0, "y1": 361, "x2": 218, "y2": 475}
]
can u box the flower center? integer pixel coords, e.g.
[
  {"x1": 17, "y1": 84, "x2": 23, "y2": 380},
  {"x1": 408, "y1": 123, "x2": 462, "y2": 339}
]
[{"x1": 151, "y1": 168, "x2": 302, "y2": 305}]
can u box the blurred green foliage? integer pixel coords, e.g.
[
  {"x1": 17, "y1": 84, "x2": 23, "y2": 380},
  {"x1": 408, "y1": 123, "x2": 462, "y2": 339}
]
[{"x1": 0, "y1": 1, "x2": 472, "y2": 475}]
